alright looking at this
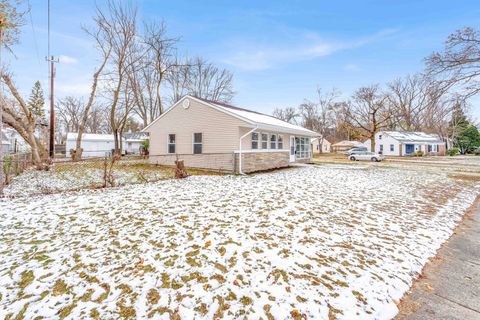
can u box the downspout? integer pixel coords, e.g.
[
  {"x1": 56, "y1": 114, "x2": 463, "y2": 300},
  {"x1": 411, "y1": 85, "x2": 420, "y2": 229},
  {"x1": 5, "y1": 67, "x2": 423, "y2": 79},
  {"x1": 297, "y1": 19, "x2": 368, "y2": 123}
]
[{"x1": 238, "y1": 125, "x2": 258, "y2": 175}]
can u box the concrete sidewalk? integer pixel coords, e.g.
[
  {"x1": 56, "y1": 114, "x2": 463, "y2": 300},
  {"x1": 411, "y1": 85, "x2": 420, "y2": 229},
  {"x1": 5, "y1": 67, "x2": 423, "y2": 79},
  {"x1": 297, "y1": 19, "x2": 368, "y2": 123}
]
[{"x1": 396, "y1": 198, "x2": 480, "y2": 319}]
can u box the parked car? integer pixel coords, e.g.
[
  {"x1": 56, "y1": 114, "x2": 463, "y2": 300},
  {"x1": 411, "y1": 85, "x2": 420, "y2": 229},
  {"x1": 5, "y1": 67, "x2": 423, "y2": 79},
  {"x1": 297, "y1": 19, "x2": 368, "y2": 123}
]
[
  {"x1": 345, "y1": 146, "x2": 368, "y2": 155},
  {"x1": 475, "y1": 147, "x2": 480, "y2": 155},
  {"x1": 349, "y1": 151, "x2": 385, "y2": 162}
]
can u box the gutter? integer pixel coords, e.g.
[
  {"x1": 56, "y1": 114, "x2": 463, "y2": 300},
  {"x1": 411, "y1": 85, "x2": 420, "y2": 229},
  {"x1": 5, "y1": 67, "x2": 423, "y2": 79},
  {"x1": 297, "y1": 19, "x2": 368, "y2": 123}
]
[{"x1": 238, "y1": 125, "x2": 258, "y2": 175}]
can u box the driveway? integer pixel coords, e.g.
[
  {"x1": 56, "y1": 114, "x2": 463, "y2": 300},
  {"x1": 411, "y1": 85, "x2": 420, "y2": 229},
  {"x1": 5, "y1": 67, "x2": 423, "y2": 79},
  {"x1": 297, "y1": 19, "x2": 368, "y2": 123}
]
[{"x1": 396, "y1": 197, "x2": 480, "y2": 319}]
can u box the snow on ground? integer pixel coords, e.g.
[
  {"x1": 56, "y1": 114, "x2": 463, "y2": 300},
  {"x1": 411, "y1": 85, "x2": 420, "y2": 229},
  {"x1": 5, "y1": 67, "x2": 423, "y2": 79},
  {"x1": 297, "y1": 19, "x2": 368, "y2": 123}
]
[
  {"x1": 0, "y1": 162, "x2": 479, "y2": 320},
  {"x1": 4, "y1": 160, "x2": 173, "y2": 198}
]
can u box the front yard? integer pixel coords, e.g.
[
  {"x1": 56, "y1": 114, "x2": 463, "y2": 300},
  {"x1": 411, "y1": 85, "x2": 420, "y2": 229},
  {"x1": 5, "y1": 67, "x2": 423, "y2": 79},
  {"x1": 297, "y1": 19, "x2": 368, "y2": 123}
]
[{"x1": 1, "y1": 160, "x2": 479, "y2": 319}]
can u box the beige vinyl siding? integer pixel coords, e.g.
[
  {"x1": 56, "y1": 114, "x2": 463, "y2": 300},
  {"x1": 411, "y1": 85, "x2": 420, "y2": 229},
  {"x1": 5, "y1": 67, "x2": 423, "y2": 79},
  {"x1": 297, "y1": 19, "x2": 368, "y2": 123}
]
[{"x1": 146, "y1": 98, "x2": 250, "y2": 157}]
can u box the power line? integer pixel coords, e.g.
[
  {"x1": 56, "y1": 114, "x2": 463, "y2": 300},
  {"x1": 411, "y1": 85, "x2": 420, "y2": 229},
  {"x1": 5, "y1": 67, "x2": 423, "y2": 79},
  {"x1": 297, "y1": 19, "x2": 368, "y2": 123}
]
[{"x1": 27, "y1": 0, "x2": 41, "y2": 66}]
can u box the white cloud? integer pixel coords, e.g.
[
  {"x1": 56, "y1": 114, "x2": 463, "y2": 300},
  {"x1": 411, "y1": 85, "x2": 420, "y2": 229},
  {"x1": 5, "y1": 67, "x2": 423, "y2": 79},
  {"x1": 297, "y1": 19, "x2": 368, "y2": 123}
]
[
  {"x1": 59, "y1": 55, "x2": 78, "y2": 64},
  {"x1": 222, "y1": 28, "x2": 398, "y2": 71}
]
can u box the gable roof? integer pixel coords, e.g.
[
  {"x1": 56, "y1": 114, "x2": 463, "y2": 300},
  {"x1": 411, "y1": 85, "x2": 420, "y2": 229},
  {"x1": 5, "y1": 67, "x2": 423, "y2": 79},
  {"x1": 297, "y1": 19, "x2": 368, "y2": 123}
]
[
  {"x1": 383, "y1": 131, "x2": 444, "y2": 143},
  {"x1": 142, "y1": 95, "x2": 319, "y2": 137}
]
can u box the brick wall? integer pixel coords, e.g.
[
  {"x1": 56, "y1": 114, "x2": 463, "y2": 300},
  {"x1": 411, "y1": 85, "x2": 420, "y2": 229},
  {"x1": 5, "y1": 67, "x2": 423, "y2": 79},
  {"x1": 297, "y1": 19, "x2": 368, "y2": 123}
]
[{"x1": 234, "y1": 151, "x2": 289, "y2": 173}]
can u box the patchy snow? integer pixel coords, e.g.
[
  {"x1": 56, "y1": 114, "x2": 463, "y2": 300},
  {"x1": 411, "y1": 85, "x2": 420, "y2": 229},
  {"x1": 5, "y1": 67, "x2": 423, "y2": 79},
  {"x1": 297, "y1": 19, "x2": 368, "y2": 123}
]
[
  {"x1": 0, "y1": 163, "x2": 479, "y2": 319},
  {"x1": 4, "y1": 160, "x2": 173, "y2": 197}
]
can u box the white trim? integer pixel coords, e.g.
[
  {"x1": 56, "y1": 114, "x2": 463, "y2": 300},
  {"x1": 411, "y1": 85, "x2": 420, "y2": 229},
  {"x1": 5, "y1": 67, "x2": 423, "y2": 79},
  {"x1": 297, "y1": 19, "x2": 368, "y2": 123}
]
[
  {"x1": 192, "y1": 132, "x2": 203, "y2": 154},
  {"x1": 238, "y1": 126, "x2": 258, "y2": 174},
  {"x1": 167, "y1": 133, "x2": 176, "y2": 154},
  {"x1": 234, "y1": 149, "x2": 289, "y2": 154}
]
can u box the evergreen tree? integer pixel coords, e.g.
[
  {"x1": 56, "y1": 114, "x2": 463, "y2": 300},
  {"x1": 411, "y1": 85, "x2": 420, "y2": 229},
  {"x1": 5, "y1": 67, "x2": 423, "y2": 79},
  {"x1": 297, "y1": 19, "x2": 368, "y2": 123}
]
[
  {"x1": 27, "y1": 81, "x2": 45, "y2": 118},
  {"x1": 457, "y1": 125, "x2": 480, "y2": 154}
]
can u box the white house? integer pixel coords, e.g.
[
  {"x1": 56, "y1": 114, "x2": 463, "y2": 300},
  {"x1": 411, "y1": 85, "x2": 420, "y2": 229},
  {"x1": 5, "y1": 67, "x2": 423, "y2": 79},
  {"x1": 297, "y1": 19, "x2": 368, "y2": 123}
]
[
  {"x1": 311, "y1": 137, "x2": 331, "y2": 153},
  {"x1": 66, "y1": 133, "x2": 115, "y2": 158},
  {"x1": 124, "y1": 132, "x2": 148, "y2": 154},
  {"x1": 364, "y1": 131, "x2": 446, "y2": 156},
  {"x1": 66, "y1": 132, "x2": 148, "y2": 158}
]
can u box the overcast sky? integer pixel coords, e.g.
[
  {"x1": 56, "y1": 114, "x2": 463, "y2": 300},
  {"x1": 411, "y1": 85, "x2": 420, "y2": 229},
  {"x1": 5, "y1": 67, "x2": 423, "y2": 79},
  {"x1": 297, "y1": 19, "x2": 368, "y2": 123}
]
[{"x1": 7, "y1": 0, "x2": 480, "y2": 121}]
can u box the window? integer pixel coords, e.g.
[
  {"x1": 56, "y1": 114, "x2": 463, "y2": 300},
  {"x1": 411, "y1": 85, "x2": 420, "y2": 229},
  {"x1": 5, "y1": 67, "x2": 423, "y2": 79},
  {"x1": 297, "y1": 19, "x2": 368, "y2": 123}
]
[
  {"x1": 379, "y1": 144, "x2": 384, "y2": 153},
  {"x1": 193, "y1": 133, "x2": 202, "y2": 154},
  {"x1": 261, "y1": 133, "x2": 268, "y2": 149},
  {"x1": 295, "y1": 137, "x2": 310, "y2": 159},
  {"x1": 390, "y1": 144, "x2": 394, "y2": 152},
  {"x1": 251, "y1": 132, "x2": 259, "y2": 149},
  {"x1": 429, "y1": 144, "x2": 438, "y2": 152},
  {"x1": 278, "y1": 135, "x2": 283, "y2": 149},
  {"x1": 379, "y1": 134, "x2": 382, "y2": 140},
  {"x1": 270, "y1": 134, "x2": 277, "y2": 149},
  {"x1": 168, "y1": 134, "x2": 176, "y2": 153}
]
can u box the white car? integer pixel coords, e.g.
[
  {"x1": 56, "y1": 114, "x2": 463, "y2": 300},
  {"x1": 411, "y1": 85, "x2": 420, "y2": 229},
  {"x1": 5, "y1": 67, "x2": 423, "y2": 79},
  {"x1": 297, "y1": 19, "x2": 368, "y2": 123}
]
[{"x1": 348, "y1": 151, "x2": 385, "y2": 162}]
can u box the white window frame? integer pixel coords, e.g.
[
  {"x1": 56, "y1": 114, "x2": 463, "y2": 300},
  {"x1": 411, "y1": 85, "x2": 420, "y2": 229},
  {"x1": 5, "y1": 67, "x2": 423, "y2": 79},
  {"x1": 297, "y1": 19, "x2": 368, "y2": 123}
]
[
  {"x1": 270, "y1": 134, "x2": 277, "y2": 149},
  {"x1": 251, "y1": 132, "x2": 259, "y2": 150},
  {"x1": 261, "y1": 133, "x2": 268, "y2": 149},
  {"x1": 390, "y1": 144, "x2": 394, "y2": 152},
  {"x1": 278, "y1": 135, "x2": 283, "y2": 150},
  {"x1": 167, "y1": 134, "x2": 176, "y2": 154},
  {"x1": 192, "y1": 132, "x2": 203, "y2": 154}
]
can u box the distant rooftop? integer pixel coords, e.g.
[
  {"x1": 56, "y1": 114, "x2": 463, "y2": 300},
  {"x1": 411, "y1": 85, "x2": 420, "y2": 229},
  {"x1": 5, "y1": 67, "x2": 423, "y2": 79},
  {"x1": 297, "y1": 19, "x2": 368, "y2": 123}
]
[{"x1": 384, "y1": 131, "x2": 443, "y2": 143}]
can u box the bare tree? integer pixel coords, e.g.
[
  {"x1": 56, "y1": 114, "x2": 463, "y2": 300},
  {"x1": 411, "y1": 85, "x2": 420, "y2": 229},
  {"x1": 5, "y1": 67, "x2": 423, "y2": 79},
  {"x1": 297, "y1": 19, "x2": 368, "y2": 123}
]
[
  {"x1": 386, "y1": 74, "x2": 430, "y2": 130},
  {"x1": 56, "y1": 96, "x2": 85, "y2": 133},
  {"x1": 68, "y1": 13, "x2": 114, "y2": 160},
  {"x1": 426, "y1": 27, "x2": 480, "y2": 97},
  {"x1": 272, "y1": 106, "x2": 298, "y2": 124},
  {"x1": 1, "y1": 72, "x2": 47, "y2": 167},
  {"x1": 166, "y1": 55, "x2": 191, "y2": 104},
  {"x1": 96, "y1": 0, "x2": 137, "y2": 155},
  {"x1": 345, "y1": 85, "x2": 392, "y2": 151},
  {"x1": 187, "y1": 57, "x2": 235, "y2": 102}
]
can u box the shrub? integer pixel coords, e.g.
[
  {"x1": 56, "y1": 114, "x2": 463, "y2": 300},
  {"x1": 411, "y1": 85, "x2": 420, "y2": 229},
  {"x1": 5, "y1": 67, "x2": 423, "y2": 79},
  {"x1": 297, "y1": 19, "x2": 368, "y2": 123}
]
[
  {"x1": 448, "y1": 148, "x2": 460, "y2": 156},
  {"x1": 414, "y1": 151, "x2": 424, "y2": 157}
]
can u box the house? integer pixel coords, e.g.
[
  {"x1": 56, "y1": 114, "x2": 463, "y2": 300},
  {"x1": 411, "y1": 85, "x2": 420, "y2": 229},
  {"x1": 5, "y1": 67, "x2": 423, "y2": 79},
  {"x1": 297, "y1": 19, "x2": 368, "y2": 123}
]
[
  {"x1": 363, "y1": 131, "x2": 446, "y2": 156},
  {"x1": 311, "y1": 137, "x2": 331, "y2": 153},
  {"x1": 66, "y1": 133, "x2": 115, "y2": 158},
  {"x1": 1, "y1": 128, "x2": 29, "y2": 154},
  {"x1": 66, "y1": 132, "x2": 148, "y2": 158},
  {"x1": 331, "y1": 140, "x2": 362, "y2": 153},
  {"x1": 142, "y1": 95, "x2": 319, "y2": 173},
  {"x1": 124, "y1": 132, "x2": 149, "y2": 154}
]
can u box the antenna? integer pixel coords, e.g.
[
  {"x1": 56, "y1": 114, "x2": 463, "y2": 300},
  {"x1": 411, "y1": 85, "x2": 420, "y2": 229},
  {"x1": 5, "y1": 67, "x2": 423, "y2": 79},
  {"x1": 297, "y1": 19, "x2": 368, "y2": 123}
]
[{"x1": 46, "y1": 0, "x2": 58, "y2": 158}]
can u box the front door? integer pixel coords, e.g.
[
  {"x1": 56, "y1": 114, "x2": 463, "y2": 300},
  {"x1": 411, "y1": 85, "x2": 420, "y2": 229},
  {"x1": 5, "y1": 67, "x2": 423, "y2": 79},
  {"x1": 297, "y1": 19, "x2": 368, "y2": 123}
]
[
  {"x1": 405, "y1": 144, "x2": 414, "y2": 154},
  {"x1": 290, "y1": 136, "x2": 296, "y2": 162}
]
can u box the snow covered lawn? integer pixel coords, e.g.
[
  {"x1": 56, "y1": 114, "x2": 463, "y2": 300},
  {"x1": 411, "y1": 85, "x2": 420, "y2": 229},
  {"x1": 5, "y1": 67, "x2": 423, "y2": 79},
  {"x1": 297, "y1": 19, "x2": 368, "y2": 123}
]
[
  {"x1": 1, "y1": 163, "x2": 479, "y2": 319},
  {"x1": 4, "y1": 160, "x2": 221, "y2": 198}
]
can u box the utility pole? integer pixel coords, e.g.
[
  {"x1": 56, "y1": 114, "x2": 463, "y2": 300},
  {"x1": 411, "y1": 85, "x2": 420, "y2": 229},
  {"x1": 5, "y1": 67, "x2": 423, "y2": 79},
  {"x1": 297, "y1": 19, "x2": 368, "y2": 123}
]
[
  {"x1": 46, "y1": 56, "x2": 58, "y2": 158},
  {"x1": 46, "y1": 0, "x2": 58, "y2": 158}
]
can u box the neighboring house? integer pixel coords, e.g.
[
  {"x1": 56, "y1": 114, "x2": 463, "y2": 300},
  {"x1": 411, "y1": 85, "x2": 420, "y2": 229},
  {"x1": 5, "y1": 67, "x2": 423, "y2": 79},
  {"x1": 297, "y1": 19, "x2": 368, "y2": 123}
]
[
  {"x1": 124, "y1": 132, "x2": 149, "y2": 154},
  {"x1": 363, "y1": 131, "x2": 446, "y2": 156},
  {"x1": 66, "y1": 133, "x2": 115, "y2": 158},
  {"x1": 311, "y1": 137, "x2": 331, "y2": 153},
  {"x1": 331, "y1": 140, "x2": 362, "y2": 153},
  {"x1": 1, "y1": 128, "x2": 29, "y2": 154},
  {"x1": 142, "y1": 95, "x2": 318, "y2": 173},
  {"x1": 66, "y1": 132, "x2": 148, "y2": 158}
]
